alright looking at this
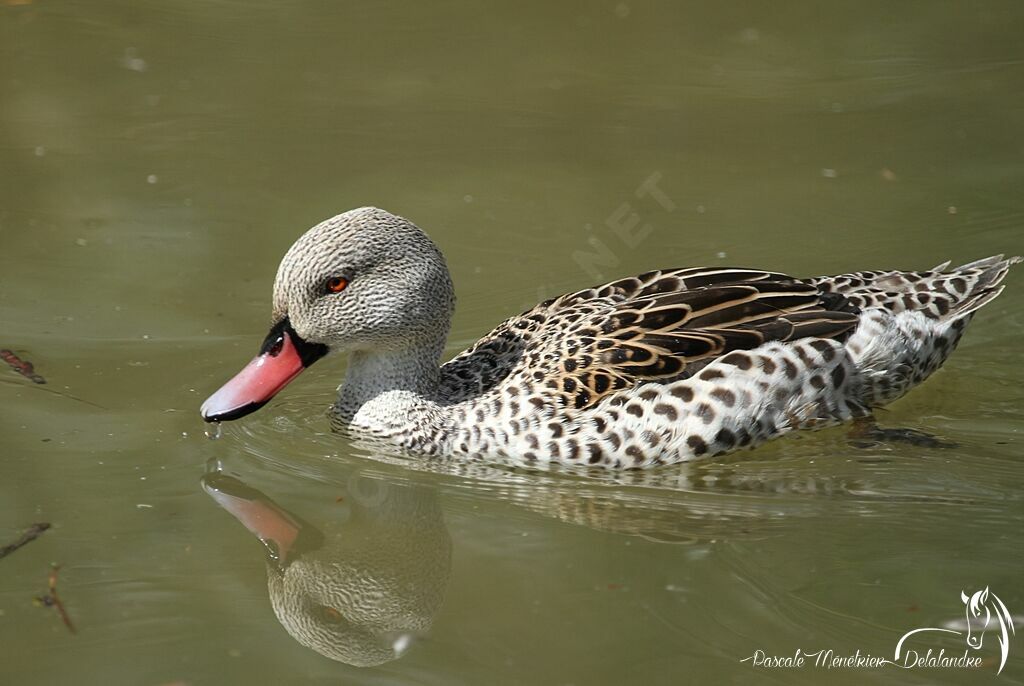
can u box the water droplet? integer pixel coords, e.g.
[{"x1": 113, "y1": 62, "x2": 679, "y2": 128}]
[{"x1": 205, "y1": 422, "x2": 222, "y2": 440}]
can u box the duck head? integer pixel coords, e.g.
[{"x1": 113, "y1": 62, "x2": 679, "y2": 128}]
[
  {"x1": 201, "y1": 207, "x2": 455, "y2": 422},
  {"x1": 202, "y1": 469, "x2": 452, "y2": 667}
]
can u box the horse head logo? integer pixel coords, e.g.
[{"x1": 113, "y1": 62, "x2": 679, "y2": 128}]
[
  {"x1": 960, "y1": 587, "x2": 1014, "y2": 671},
  {"x1": 962, "y1": 587, "x2": 990, "y2": 649},
  {"x1": 896, "y1": 587, "x2": 1015, "y2": 675}
]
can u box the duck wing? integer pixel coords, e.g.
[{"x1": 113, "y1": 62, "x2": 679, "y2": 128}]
[
  {"x1": 526, "y1": 278, "x2": 858, "y2": 410},
  {"x1": 440, "y1": 268, "x2": 858, "y2": 409},
  {"x1": 438, "y1": 268, "x2": 784, "y2": 402}
]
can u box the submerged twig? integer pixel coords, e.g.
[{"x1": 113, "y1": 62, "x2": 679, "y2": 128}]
[
  {"x1": 0, "y1": 522, "x2": 50, "y2": 560},
  {"x1": 34, "y1": 563, "x2": 76, "y2": 634},
  {"x1": 1, "y1": 349, "x2": 46, "y2": 384},
  {"x1": 0, "y1": 376, "x2": 107, "y2": 410},
  {"x1": 1, "y1": 347, "x2": 105, "y2": 409}
]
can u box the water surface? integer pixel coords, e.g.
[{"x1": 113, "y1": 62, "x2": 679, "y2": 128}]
[{"x1": 1, "y1": 2, "x2": 1022, "y2": 684}]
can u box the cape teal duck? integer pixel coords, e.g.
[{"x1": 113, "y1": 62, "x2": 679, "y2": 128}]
[{"x1": 201, "y1": 207, "x2": 1019, "y2": 469}]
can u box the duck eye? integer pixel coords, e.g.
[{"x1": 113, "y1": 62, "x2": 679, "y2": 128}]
[
  {"x1": 325, "y1": 276, "x2": 349, "y2": 294},
  {"x1": 320, "y1": 606, "x2": 344, "y2": 623}
]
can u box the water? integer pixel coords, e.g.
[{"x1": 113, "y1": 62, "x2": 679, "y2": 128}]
[
  {"x1": 1, "y1": 2, "x2": 1022, "y2": 684},
  {"x1": 205, "y1": 421, "x2": 222, "y2": 441}
]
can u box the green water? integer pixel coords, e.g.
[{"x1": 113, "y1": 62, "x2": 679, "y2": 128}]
[{"x1": 1, "y1": 2, "x2": 1022, "y2": 684}]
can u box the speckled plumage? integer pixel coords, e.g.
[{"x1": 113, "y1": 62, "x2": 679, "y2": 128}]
[
  {"x1": 260, "y1": 208, "x2": 1019, "y2": 469},
  {"x1": 205, "y1": 471, "x2": 450, "y2": 667}
]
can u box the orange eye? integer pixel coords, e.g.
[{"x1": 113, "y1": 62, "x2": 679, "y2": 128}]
[{"x1": 325, "y1": 276, "x2": 349, "y2": 293}]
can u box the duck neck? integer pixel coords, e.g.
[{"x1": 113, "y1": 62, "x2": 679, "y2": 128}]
[{"x1": 334, "y1": 337, "x2": 445, "y2": 426}]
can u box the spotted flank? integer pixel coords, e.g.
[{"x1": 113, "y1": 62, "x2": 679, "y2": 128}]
[{"x1": 200, "y1": 207, "x2": 1020, "y2": 470}]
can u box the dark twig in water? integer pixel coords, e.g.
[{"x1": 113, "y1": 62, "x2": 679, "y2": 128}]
[
  {"x1": 0, "y1": 348, "x2": 102, "y2": 408},
  {"x1": 0, "y1": 375, "x2": 107, "y2": 410},
  {"x1": 1, "y1": 349, "x2": 46, "y2": 384},
  {"x1": 0, "y1": 522, "x2": 50, "y2": 560},
  {"x1": 34, "y1": 563, "x2": 76, "y2": 634},
  {"x1": 33, "y1": 384, "x2": 106, "y2": 409}
]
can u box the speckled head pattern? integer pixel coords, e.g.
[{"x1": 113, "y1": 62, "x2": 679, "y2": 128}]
[{"x1": 272, "y1": 207, "x2": 455, "y2": 354}]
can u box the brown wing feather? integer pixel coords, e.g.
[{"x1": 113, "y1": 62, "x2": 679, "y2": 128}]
[
  {"x1": 540, "y1": 281, "x2": 857, "y2": 409},
  {"x1": 439, "y1": 268, "x2": 858, "y2": 408}
]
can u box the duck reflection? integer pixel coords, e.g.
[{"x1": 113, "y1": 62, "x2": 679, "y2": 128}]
[
  {"x1": 202, "y1": 469, "x2": 451, "y2": 667},
  {"x1": 202, "y1": 441, "x2": 877, "y2": 666}
]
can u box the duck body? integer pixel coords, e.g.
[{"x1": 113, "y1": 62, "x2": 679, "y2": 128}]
[{"x1": 201, "y1": 208, "x2": 1019, "y2": 470}]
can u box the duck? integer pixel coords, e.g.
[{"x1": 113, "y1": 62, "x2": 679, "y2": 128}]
[
  {"x1": 201, "y1": 207, "x2": 1019, "y2": 469},
  {"x1": 203, "y1": 469, "x2": 450, "y2": 667}
]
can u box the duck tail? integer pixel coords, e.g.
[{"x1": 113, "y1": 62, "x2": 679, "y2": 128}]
[{"x1": 943, "y1": 254, "x2": 1022, "y2": 320}]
